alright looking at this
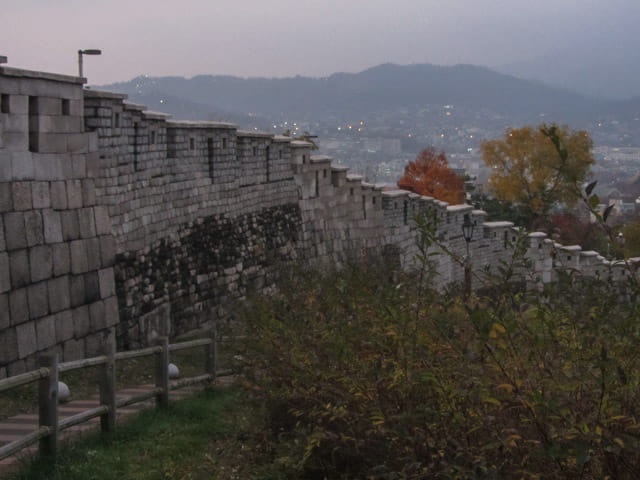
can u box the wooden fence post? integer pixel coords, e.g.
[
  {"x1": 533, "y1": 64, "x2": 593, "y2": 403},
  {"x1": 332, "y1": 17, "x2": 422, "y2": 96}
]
[
  {"x1": 155, "y1": 337, "x2": 169, "y2": 408},
  {"x1": 205, "y1": 327, "x2": 217, "y2": 382},
  {"x1": 38, "y1": 353, "x2": 58, "y2": 458},
  {"x1": 100, "y1": 329, "x2": 116, "y2": 432}
]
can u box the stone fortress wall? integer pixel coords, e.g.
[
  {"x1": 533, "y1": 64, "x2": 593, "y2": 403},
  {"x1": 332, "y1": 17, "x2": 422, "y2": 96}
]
[{"x1": 0, "y1": 65, "x2": 630, "y2": 378}]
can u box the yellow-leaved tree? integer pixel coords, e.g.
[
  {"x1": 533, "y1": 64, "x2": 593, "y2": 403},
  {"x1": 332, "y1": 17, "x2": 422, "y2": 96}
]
[{"x1": 481, "y1": 124, "x2": 594, "y2": 226}]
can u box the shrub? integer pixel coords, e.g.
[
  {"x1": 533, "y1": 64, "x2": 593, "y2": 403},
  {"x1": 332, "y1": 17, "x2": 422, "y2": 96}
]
[{"x1": 237, "y1": 255, "x2": 640, "y2": 479}]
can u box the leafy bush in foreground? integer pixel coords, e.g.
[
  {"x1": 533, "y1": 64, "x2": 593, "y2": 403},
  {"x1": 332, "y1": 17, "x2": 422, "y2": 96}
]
[{"x1": 238, "y1": 257, "x2": 640, "y2": 479}]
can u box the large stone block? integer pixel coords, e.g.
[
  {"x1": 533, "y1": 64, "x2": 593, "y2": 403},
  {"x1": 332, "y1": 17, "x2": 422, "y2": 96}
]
[
  {"x1": 16, "y1": 321, "x2": 37, "y2": 359},
  {"x1": 0, "y1": 157, "x2": 11, "y2": 182},
  {"x1": 63, "y1": 338, "x2": 84, "y2": 362},
  {"x1": 27, "y1": 281, "x2": 49, "y2": 319},
  {"x1": 47, "y1": 275, "x2": 70, "y2": 313},
  {"x1": 9, "y1": 287, "x2": 28, "y2": 325},
  {"x1": 50, "y1": 181, "x2": 68, "y2": 209},
  {"x1": 67, "y1": 133, "x2": 89, "y2": 153},
  {"x1": 1, "y1": 132, "x2": 28, "y2": 153},
  {"x1": 89, "y1": 300, "x2": 105, "y2": 331},
  {"x1": 6, "y1": 360, "x2": 26, "y2": 376},
  {"x1": 4, "y1": 94, "x2": 28, "y2": 115},
  {"x1": 33, "y1": 154, "x2": 64, "y2": 181},
  {"x1": 99, "y1": 235, "x2": 116, "y2": 267},
  {"x1": 42, "y1": 209, "x2": 63, "y2": 243},
  {"x1": 34, "y1": 115, "x2": 83, "y2": 134},
  {"x1": 66, "y1": 179, "x2": 83, "y2": 209},
  {"x1": 86, "y1": 237, "x2": 101, "y2": 271},
  {"x1": 98, "y1": 267, "x2": 116, "y2": 298},
  {"x1": 24, "y1": 210, "x2": 43, "y2": 247},
  {"x1": 78, "y1": 207, "x2": 96, "y2": 238},
  {"x1": 85, "y1": 333, "x2": 103, "y2": 357},
  {"x1": 0, "y1": 252, "x2": 9, "y2": 293},
  {"x1": 11, "y1": 182, "x2": 32, "y2": 210},
  {"x1": 69, "y1": 275, "x2": 85, "y2": 307},
  {"x1": 0, "y1": 327, "x2": 18, "y2": 364},
  {"x1": 31, "y1": 182, "x2": 51, "y2": 208},
  {"x1": 11, "y1": 152, "x2": 35, "y2": 180},
  {"x1": 55, "y1": 310, "x2": 74, "y2": 343},
  {"x1": 36, "y1": 315, "x2": 56, "y2": 351},
  {"x1": 0, "y1": 183, "x2": 13, "y2": 213},
  {"x1": 94, "y1": 206, "x2": 112, "y2": 235},
  {"x1": 0, "y1": 216, "x2": 5, "y2": 252},
  {"x1": 70, "y1": 239, "x2": 88, "y2": 274},
  {"x1": 9, "y1": 249, "x2": 29, "y2": 288},
  {"x1": 52, "y1": 242, "x2": 70, "y2": 276},
  {"x1": 72, "y1": 305, "x2": 90, "y2": 337},
  {"x1": 68, "y1": 99, "x2": 83, "y2": 117},
  {"x1": 86, "y1": 151, "x2": 100, "y2": 177},
  {"x1": 84, "y1": 271, "x2": 100, "y2": 303},
  {"x1": 35, "y1": 97, "x2": 63, "y2": 116},
  {"x1": 36, "y1": 133, "x2": 68, "y2": 154},
  {"x1": 0, "y1": 293, "x2": 8, "y2": 329},
  {"x1": 4, "y1": 212, "x2": 26, "y2": 250},
  {"x1": 104, "y1": 295, "x2": 119, "y2": 327},
  {"x1": 82, "y1": 179, "x2": 96, "y2": 206},
  {"x1": 29, "y1": 244, "x2": 53, "y2": 282},
  {"x1": 61, "y1": 210, "x2": 79, "y2": 241}
]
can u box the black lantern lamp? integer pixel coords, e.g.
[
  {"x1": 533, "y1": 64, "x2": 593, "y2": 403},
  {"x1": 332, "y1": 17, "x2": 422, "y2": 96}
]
[
  {"x1": 462, "y1": 214, "x2": 475, "y2": 298},
  {"x1": 462, "y1": 215, "x2": 475, "y2": 247}
]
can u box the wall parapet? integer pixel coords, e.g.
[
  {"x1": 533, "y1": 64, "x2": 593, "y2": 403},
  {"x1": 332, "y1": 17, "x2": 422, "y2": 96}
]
[{"x1": 1, "y1": 64, "x2": 634, "y2": 376}]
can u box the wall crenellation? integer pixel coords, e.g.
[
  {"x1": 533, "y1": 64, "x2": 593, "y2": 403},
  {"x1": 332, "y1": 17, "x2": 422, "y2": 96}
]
[{"x1": 0, "y1": 64, "x2": 635, "y2": 376}]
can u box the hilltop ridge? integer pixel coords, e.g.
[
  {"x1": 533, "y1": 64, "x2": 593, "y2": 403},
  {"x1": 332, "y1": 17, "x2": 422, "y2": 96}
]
[{"x1": 101, "y1": 62, "x2": 632, "y2": 125}]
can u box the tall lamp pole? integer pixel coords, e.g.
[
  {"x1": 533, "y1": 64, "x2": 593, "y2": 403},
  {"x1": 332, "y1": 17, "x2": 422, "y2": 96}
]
[
  {"x1": 78, "y1": 49, "x2": 102, "y2": 78},
  {"x1": 462, "y1": 215, "x2": 476, "y2": 299}
]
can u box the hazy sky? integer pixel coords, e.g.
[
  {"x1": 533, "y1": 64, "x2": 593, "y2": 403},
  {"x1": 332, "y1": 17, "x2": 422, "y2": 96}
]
[{"x1": 2, "y1": 0, "x2": 639, "y2": 85}]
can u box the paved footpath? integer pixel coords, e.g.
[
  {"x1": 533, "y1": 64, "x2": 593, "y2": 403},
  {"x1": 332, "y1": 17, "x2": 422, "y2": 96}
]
[{"x1": 0, "y1": 379, "x2": 231, "y2": 477}]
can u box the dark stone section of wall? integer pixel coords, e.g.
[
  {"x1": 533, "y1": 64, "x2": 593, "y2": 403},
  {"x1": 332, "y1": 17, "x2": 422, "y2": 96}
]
[{"x1": 114, "y1": 203, "x2": 302, "y2": 349}]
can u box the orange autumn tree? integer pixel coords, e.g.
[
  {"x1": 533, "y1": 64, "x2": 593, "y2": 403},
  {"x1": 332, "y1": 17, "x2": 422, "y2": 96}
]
[{"x1": 397, "y1": 147, "x2": 465, "y2": 204}]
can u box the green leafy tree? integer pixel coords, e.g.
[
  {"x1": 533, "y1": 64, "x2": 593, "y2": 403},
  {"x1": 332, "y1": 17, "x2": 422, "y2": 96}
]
[{"x1": 481, "y1": 124, "x2": 595, "y2": 227}]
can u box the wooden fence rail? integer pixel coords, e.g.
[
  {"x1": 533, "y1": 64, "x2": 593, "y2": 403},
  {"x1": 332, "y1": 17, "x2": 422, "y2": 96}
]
[{"x1": 0, "y1": 330, "x2": 219, "y2": 463}]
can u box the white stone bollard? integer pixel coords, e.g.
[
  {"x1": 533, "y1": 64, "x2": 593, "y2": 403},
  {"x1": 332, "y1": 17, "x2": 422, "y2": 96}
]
[
  {"x1": 58, "y1": 381, "x2": 70, "y2": 403},
  {"x1": 168, "y1": 363, "x2": 180, "y2": 379}
]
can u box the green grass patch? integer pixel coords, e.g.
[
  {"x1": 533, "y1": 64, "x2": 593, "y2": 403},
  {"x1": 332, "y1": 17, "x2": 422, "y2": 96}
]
[{"x1": 9, "y1": 386, "x2": 263, "y2": 480}]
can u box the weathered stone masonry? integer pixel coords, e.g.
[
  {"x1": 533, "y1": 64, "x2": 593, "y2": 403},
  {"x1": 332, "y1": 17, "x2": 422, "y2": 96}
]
[
  {"x1": 0, "y1": 65, "x2": 631, "y2": 377},
  {"x1": 82, "y1": 89, "x2": 302, "y2": 351},
  {"x1": 0, "y1": 68, "x2": 118, "y2": 378}
]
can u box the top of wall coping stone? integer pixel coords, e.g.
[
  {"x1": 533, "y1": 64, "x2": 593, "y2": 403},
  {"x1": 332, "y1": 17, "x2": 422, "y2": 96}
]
[
  {"x1": 83, "y1": 89, "x2": 128, "y2": 99},
  {"x1": 237, "y1": 130, "x2": 272, "y2": 138},
  {"x1": 0, "y1": 66, "x2": 84, "y2": 84},
  {"x1": 165, "y1": 119, "x2": 237, "y2": 129}
]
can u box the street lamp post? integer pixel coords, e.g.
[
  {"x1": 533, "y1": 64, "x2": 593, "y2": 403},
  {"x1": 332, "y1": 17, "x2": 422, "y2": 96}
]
[
  {"x1": 462, "y1": 215, "x2": 476, "y2": 299},
  {"x1": 78, "y1": 49, "x2": 102, "y2": 78}
]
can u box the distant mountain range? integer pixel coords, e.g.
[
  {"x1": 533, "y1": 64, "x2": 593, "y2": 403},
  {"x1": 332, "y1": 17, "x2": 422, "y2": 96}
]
[
  {"x1": 495, "y1": 38, "x2": 640, "y2": 100},
  {"x1": 101, "y1": 63, "x2": 640, "y2": 126}
]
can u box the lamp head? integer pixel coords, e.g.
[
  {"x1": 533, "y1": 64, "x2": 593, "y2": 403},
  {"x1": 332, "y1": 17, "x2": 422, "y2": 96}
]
[{"x1": 462, "y1": 214, "x2": 475, "y2": 243}]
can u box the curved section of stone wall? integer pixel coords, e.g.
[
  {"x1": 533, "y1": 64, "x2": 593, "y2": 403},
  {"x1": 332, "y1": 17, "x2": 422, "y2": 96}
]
[
  {"x1": 114, "y1": 203, "x2": 302, "y2": 349},
  {"x1": 1, "y1": 64, "x2": 636, "y2": 376}
]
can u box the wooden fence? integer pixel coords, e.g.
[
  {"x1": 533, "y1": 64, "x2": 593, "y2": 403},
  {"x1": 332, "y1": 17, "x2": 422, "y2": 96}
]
[{"x1": 0, "y1": 331, "x2": 223, "y2": 463}]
